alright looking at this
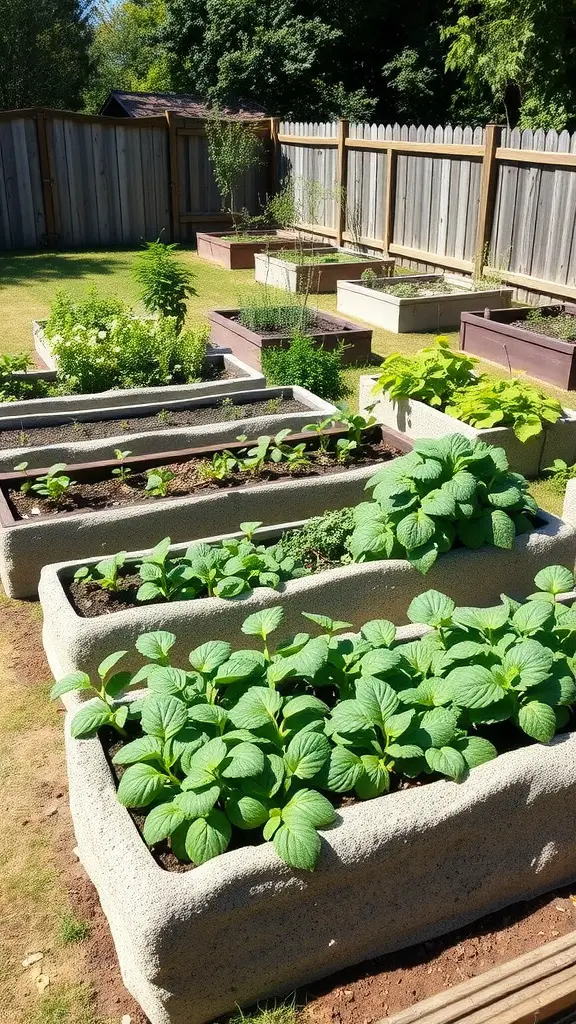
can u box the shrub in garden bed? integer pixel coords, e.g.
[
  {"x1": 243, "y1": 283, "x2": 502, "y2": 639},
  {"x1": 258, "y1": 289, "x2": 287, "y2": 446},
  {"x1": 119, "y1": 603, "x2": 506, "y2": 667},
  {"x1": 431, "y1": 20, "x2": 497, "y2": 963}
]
[
  {"x1": 0, "y1": 353, "x2": 53, "y2": 403},
  {"x1": 58, "y1": 563, "x2": 576, "y2": 873},
  {"x1": 261, "y1": 332, "x2": 350, "y2": 402}
]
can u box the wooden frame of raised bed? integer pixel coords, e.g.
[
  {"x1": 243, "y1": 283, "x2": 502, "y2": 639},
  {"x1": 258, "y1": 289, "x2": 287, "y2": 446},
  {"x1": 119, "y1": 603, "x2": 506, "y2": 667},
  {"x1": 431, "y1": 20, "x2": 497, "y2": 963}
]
[
  {"x1": 460, "y1": 305, "x2": 576, "y2": 389},
  {"x1": 0, "y1": 424, "x2": 409, "y2": 599},
  {"x1": 208, "y1": 307, "x2": 373, "y2": 368},
  {"x1": 195, "y1": 229, "x2": 309, "y2": 269},
  {"x1": 254, "y1": 248, "x2": 395, "y2": 293}
]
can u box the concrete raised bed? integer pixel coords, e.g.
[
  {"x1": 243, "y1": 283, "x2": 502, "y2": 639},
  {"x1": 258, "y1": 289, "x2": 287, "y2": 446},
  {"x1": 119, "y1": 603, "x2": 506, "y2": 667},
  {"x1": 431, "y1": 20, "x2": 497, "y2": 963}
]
[
  {"x1": 337, "y1": 274, "x2": 513, "y2": 332},
  {"x1": 196, "y1": 229, "x2": 303, "y2": 269},
  {"x1": 0, "y1": 385, "x2": 336, "y2": 472},
  {"x1": 208, "y1": 307, "x2": 373, "y2": 368},
  {"x1": 254, "y1": 248, "x2": 395, "y2": 293},
  {"x1": 0, "y1": 350, "x2": 264, "y2": 420},
  {"x1": 359, "y1": 374, "x2": 576, "y2": 477},
  {"x1": 460, "y1": 305, "x2": 576, "y2": 390},
  {"x1": 40, "y1": 490, "x2": 576, "y2": 682},
  {"x1": 65, "y1": 674, "x2": 576, "y2": 1024}
]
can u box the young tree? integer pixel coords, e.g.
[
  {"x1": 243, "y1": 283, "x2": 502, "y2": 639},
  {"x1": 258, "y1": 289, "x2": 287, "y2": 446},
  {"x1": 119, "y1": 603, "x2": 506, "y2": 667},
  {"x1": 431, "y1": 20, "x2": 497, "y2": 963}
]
[
  {"x1": 0, "y1": 0, "x2": 92, "y2": 109},
  {"x1": 205, "y1": 114, "x2": 263, "y2": 232}
]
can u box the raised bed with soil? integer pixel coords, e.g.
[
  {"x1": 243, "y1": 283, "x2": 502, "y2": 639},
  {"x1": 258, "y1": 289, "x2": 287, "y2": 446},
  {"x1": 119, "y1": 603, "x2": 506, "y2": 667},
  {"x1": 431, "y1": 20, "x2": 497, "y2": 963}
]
[
  {"x1": 196, "y1": 229, "x2": 306, "y2": 269},
  {"x1": 254, "y1": 248, "x2": 395, "y2": 293},
  {"x1": 208, "y1": 307, "x2": 373, "y2": 368},
  {"x1": 0, "y1": 350, "x2": 264, "y2": 419},
  {"x1": 359, "y1": 373, "x2": 576, "y2": 477},
  {"x1": 460, "y1": 305, "x2": 576, "y2": 390},
  {"x1": 0, "y1": 385, "x2": 333, "y2": 471},
  {"x1": 39, "y1": 488, "x2": 576, "y2": 681},
  {"x1": 1, "y1": 425, "x2": 406, "y2": 600},
  {"x1": 337, "y1": 274, "x2": 513, "y2": 332},
  {"x1": 64, "y1": 656, "x2": 576, "y2": 1024}
]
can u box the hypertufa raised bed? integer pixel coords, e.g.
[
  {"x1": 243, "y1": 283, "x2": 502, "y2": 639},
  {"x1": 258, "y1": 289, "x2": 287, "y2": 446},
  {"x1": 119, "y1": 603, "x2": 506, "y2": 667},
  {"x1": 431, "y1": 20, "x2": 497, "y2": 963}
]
[
  {"x1": 0, "y1": 423, "x2": 406, "y2": 600},
  {"x1": 40, "y1": 492, "x2": 576, "y2": 682},
  {"x1": 359, "y1": 374, "x2": 576, "y2": 477},
  {"x1": 460, "y1": 305, "x2": 576, "y2": 390},
  {"x1": 337, "y1": 274, "x2": 513, "y2": 333},
  {"x1": 254, "y1": 248, "x2": 395, "y2": 293},
  {"x1": 65, "y1": 666, "x2": 576, "y2": 1024},
  {"x1": 0, "y1": 350, "x2": 264, "y2": 419},
  {"x1": 208, "y1": 308, "x2": 373, "y2": 368},
  {"x1": 196, "y1": 229, "x2": 305, "y2": 269},
  {"x1": 0, "y1": 384, "x2": 335, "y2": 472}
]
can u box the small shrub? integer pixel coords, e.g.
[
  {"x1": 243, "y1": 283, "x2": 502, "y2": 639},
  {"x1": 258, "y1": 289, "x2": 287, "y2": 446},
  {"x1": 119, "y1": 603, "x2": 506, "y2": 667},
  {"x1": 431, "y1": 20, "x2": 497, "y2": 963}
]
[
  {"x1": 544, "y1": 458, "x2": 576, "y2": 492},
  {"x1": 278, "y1": 508, "x2": 355, "y2": 572},
  {"x1": 133, "y1": 240, "x2": 195, "y2": 332},
  {"x1": 261, "y1": 332, "x2": 349, "y2": 402},
  {"x1": 45, "y1": 287, "x2": 126, "y2": 340},
  {"x1": 0, "y1": 353, "x2": 50, "y2": 402}
]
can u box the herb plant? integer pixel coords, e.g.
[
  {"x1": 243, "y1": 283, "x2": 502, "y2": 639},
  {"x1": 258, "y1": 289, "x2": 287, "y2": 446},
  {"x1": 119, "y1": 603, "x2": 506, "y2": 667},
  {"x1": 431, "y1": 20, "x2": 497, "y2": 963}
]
[
  {"x1": 261, "y1": 332, "x2": 349, "y2": 402},
  {"x1": 58, "y1": 566, "x2": 576, "y2": 872},
  {"x1": 544, "y1": 458, "x2": 576, "y2": 492},
  {"x1": 45, "y1": 288, "x2": 126, "y2": 340},
  {"x1": 133, "y1": 240, "x2": 195, "y2": 332},
  {"x1": 523, "y1": 308, "x2": 576, "y2": 342},
  {"x1": 237, "y1": 291, "x2": 314, "y2": 334}
]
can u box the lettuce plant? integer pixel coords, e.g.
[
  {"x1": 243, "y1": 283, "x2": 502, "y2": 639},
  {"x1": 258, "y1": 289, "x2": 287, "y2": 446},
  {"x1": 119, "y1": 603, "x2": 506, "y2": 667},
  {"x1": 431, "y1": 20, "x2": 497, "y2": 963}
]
[
  {"x1": 349, "y1": 433, "x2": 537, "y2": 573},
  {"x1": 56, "y1": 566, "x2": 576, "y2": 873}
]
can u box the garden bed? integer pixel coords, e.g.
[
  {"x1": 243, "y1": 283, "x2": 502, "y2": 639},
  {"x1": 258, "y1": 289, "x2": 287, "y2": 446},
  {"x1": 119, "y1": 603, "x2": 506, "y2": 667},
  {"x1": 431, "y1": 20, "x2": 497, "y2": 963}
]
[
  {"x1": 0, "y1": 350, "x2": 264, "y2": 418},
  {"x1": 254, "y1": 248, "x2": 394, "y2": 293},
  {"x1": 0, "y1": 385, "x2": 331, "y2": 471},
  {"x1": 40, "y1": 498, "x2": 575, "y2": 680},
  {"x1": 460, "y1": 305, "x2": 576, "y2": 389},
  {"x1": 65, "y1": 672, "x2": 576, "y2": 1024},
  {"x1": 196, "y1": 229, "x2": 304, "y2": 269},
  {"x1": 1, "y1": 425, "x2": 406, "y2": 600},
  {"x1": 359, "y1": 374, "x2": 576, "y2": 477},
  {"x1": 208, "y1": 308, "x2": 373, "y2": 368},
  {"x1": 337, "y1": 274, "x2": 513, "y2": 332}
]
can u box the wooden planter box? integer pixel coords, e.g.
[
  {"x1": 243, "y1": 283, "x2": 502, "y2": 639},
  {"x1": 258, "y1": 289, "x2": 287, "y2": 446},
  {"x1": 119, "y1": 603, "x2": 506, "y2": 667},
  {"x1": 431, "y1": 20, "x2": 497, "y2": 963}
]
[
  {"x1": 196, "y1": 229, "x2": 305, "y2": 269},
  {"x1": 359, "y1": 374, "x2": 576, "y2": 477},
  {"x1": 208, "y1": 308, "x2": 373, "y2": 368},
  {"x1": 460, "y1": 306, "x2": 576, "y2": 389},
  {"x1": 254, "y1": 248, "x2": 395, "y2": 293},
  {"x1": 40, "y1": 495, "x2": 575, "y2": 682},
  {"x1": 337, "y1": 275, "x2": 513, "y2": 333},
  {"x1": 63, "y1": 689, "x2": 576, "y2": 1024}
]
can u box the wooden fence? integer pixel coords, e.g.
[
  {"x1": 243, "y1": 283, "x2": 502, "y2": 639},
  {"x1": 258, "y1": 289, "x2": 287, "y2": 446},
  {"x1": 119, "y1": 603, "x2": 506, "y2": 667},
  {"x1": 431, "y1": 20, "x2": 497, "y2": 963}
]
[
  {"x1": 278, "y1": 120, "x2": 576, "y2": 302},
  {"x1": 0, "y1": 107, "x2": 270, "y2": 249}
]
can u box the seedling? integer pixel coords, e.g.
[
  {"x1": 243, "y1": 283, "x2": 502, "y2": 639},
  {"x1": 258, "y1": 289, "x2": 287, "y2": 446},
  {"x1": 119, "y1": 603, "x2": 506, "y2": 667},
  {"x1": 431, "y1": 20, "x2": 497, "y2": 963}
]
[
  {"x1": 145, "y1": 466, "x2": 176, "y2": 497},
  {"x1": 22, "y1": 463, "x2": 76, "y2": 501},
  {"x1": 111, "y1": 449, "x2": 133, "y2": 483},
  {"x1": 157, "y1": 408, "x2": 171, "y2": 425},
  {"x1": 74, "y1": 551, "x2": 127, "y2": 592}
]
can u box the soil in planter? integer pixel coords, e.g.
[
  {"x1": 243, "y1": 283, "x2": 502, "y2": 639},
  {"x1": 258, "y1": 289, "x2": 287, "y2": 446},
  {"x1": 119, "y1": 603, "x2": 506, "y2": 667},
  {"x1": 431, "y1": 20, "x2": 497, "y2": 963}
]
[
  {"x1": 230, "y1": 310, "x2": 360, "y2": 339},
  {"x1": 510, "y1": 310, "x2": 576, "y2": 343},
  {"x1": 0, "y1": 396, "x2": 304, "y2": 449},
  {"x1": 368, "y1": 279, "x2": 462, "y2": 297},
  {"x1": 11, "y1": 437, "x2": 400, "y2": 524},
  {"x1": 220, "y1": 233, "x2": 286, "y2": 243},
  {"x1": 275, "y1": 250, "x2": 371, "y2": 265}
]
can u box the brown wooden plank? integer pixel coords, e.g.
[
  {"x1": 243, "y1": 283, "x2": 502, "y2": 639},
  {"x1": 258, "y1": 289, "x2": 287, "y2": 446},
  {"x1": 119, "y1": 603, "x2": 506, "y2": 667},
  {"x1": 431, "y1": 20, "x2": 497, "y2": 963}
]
[
  {"x1": 34, "y1": 112, "x2": 56, "y2": 239},
  {"x1": 474, "y1": 124, "x2": 503, "y2": 276},
  {"x1": 497, "y1": 147, "x2": 576, "y2": 167},
  {"x1": 336, "y1": 119, "x2": 349, "y2": 246},
  {"x1": 389, "y1": 242, "x2": 473, "y2": 272},
  {"x1": 165, "y1": 111, "x2": 180, "y2": 240}
]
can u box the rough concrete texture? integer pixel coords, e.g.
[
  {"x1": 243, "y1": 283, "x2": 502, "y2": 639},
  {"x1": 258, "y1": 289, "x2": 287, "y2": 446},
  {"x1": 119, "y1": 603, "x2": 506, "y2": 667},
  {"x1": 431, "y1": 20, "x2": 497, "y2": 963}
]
[
  {"x1": 65, "y1": 696, "x2": 576, "y2": 1024},
  {"x1": 4, "y1": 455, "x2": 365, "y2": 600},
  {"x1": 0, "y1": 351, "x2": 264, "y2": 419},
  {"x1": 41, "y1": 506, "x2": 576, "y2": 685},
  {"x1": 336, "y1": 275, "x2": 513, "y2": 332},
  {"x1": 0, "y1": 385, "x2": 337, "y2": 471},
  {"x1": 358, "y1": 374, "x2": 576, "y2": 478}
]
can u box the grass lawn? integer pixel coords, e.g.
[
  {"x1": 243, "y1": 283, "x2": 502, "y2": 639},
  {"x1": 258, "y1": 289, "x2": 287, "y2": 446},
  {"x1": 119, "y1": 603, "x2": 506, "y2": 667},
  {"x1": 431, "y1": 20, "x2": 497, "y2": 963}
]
[{"x1": 0, "y1": 246, "x2": 571, "y2": 1022}]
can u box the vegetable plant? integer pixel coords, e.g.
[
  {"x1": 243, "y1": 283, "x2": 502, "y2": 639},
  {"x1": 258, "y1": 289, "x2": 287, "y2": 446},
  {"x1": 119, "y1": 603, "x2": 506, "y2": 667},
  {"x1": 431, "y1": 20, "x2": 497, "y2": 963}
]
[
  {"x1": 74, "y1": 551, "x2": 127, "y2": 592},
  {"x1": 446, "y1": 378, "x2": 563, "y2": 442},
  {"x1": 133, "y1": 240, "x2": 195, "y2": 332},
  {"x1": 57, "y1": 565, "x2": 576, "y2": 872},
  {"x1": 372, "y1": 337, "x2": 478, "y2": 409},
  {"x1": 145, "y1": 467, "x2": 176, "y2": 497},
  {"x1": 18, "y1": 462, "x2": 76, "y2": 500},
  {"x1": 112, "y1": 450, "x2": 132, "y2": 483}
]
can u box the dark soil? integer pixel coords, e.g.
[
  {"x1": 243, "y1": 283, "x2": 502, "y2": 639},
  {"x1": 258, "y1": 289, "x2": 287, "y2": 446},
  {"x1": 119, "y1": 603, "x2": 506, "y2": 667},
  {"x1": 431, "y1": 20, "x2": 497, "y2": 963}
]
[
  {"x1": 0, "y1": 396, "x2": 304, "y2": 448},
  {"x1": 230, "y1": 311, "x2": 359, "y2": 338},
  {"x1": 10, "y1": 438, "x2": 396, "y2": 522}
]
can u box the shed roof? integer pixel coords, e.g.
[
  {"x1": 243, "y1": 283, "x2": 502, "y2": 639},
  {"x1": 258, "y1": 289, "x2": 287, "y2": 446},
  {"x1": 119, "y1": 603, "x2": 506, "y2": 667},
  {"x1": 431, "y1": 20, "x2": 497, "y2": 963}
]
[{"x1": 100, "y1": 91, "x2": 268, "y2": 121}]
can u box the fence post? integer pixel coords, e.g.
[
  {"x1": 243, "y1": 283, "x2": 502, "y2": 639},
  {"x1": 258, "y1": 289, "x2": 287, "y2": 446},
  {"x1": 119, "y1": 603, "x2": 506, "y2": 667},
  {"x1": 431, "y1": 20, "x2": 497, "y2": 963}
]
[
  {"x1": 474, "y1": 123, "x2": 503, "y2": 279},
  {"x1": 268, "y1": 117, "x2": 280, "y2": 196},
  {"x1": 336, "y1": 119, "x2": 349, "y2": 247},
  {"x1": 165, "y1": 110, "x2": 180, "y2": 242},
  {"x1": 383, "y1": 147, "x2": 397, "y2": 254},
  {"x1": 35, "y1": 110, "x2": 57, "y2": 242}
]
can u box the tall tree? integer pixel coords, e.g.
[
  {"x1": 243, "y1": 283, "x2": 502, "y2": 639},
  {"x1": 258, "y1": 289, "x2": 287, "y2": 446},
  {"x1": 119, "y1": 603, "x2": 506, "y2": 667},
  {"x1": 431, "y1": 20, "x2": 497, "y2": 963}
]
[
  {"x1": 0, "y1": 0, "x2": 92, "y2": 109},
  {"x1": 83, "y1": 0, "x2": 171, "y2": 113}
]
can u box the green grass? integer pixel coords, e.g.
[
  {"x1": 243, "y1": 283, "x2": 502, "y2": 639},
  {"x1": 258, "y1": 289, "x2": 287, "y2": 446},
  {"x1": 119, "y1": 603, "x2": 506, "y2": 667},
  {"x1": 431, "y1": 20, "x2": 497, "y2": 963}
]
[
  {"x1": 56, "y1": 912, "x2": 91, "y2": 946},
  {"x1": 228, "y1": 1000, "x2": 298, "y2": 1024},
  {"x1": 26, "y1": 984, "x2": 107, "y2": 1024}
]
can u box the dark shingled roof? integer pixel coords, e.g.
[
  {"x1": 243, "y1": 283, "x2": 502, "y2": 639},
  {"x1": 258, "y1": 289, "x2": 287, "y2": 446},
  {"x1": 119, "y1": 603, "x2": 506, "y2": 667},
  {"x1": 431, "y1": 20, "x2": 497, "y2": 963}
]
[{"x1": 100, "y1": 91, "x2": 268, "y2": 121}]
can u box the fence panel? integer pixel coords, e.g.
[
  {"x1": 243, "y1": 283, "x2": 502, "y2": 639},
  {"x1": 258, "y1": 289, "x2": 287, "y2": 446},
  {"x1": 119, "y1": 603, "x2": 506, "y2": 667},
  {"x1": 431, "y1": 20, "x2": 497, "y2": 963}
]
[{"x1": 0, "y1": 115, "x2": 45, "y2": 249}]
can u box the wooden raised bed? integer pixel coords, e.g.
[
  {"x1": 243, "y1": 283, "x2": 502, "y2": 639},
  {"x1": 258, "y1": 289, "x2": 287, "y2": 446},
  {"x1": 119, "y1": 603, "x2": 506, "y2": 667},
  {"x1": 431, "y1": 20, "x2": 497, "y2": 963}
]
[
  {"x1": 460, "y1": 305, "x2": 576, "y2": 389},
  {"x1": 196, "y1": 229, "x2": 310, "y2": 269},
  {"x1": 208, "y1": 307, "x2": 373, "y2": 368}
]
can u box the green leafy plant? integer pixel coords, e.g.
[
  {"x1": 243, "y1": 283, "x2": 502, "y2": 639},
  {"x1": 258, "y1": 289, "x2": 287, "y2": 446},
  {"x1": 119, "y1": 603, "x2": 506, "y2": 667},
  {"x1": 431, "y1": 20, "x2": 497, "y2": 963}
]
[
  {"x1": 261, "y1": 332, "x2": 350, "y2": 402},
  {"x1": 278, "y1": 508, "x2": 356, "y2": 573},
  {"x1": 19, "y1": 462, "x2": 76, "y2": 501},
  {"x1": 133, "y1": 240, "x2": 195, "y2": 332},
  {"x1": 58, "y1": 566, "x2": 576, "y2": 871},
  {"x1": 544, "y1": 458, "x2": 576, "y2": 492},
  {"x1": 45, "y1": 287, "x2": 126, "y2": 340},
  {"x1": 523, "y1": 308, "x2": 576, "y2": 342},
  {"x1": 237, "y1": 290, "x2": 314, "y2": 334},
  {"x1": 74, "y1": 551, "x2": 127, "y2": 592},
  {"x1": 0, "y1": 353, "x2": 50, "y2": 403},
  {"x1": 373, "y1": 337, "x2": 478, "y2": 409},
  {"x1": 446, "y1": 378, "x2": 563, "y2": 442},
  {"x1": 111, "y1": 449, "x2": 132, "y2": 483},
  {"x1": 145, "y1": 466, "x2": 176, "y2": 497},
  {"x1": 349, "y1": 434, "x2": 538, "y2": 574},
  {"x1": 360, "y1": 268, "x2": 378, "y2": 284}
]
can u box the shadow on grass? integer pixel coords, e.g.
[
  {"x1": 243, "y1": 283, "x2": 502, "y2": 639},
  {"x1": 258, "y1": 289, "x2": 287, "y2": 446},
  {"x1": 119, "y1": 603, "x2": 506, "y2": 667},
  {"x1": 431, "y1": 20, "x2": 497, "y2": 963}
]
[{"x1": 0, "y1": 249, "x2": 136, "y2": 287}]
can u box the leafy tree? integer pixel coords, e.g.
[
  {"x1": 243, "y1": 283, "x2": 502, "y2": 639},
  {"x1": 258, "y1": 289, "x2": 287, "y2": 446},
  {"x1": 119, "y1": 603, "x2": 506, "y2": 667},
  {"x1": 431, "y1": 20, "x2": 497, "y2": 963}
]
[
  {"x1": 83, "y1": 0, "x2": 171, "y2": 112},
  {"x1": 0, "y1": 0, "x2": 92, "y2": 109}
]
